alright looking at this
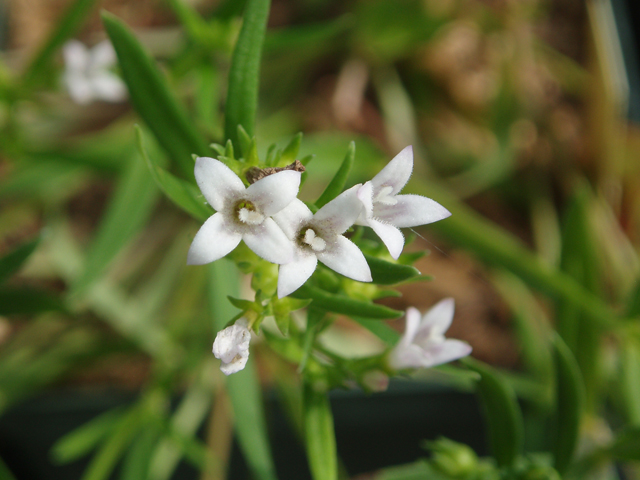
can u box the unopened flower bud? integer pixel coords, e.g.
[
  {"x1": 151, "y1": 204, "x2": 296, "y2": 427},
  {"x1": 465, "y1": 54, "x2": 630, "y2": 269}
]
[{"x1": 212, "y1": 318, "x2": 251, "y2": 375}]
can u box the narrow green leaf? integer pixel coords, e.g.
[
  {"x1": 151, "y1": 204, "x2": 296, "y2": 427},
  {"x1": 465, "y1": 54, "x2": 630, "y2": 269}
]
[
  {"x1": 291, "y1": 284, "x2": 403, "y2": 319},
  {"x1": 279, "y1": 132, "x2": 303, "y2": 165},
  {"x1": 51, "y1": 408, "x2": 125, "y2": 464},
  {"x1": 23, "y1": 0, "x2": 99, "y2": 86},
  {"x1": 620, "y1": 341, "x2": 640, "y2": 425},
  {"x1": 352, "y1": 317, "x2": 400, "y2": 346},
  {"x1": 365, "y1": 254, "x2": 421, "y2": 285},
  {"x1": 0, "y1": 456, "x2": 17, "y2": 480},
  {"x1": 315, "y1": 142, "x2": 355, "y2": 209},
  {"x1": 102, "y1": 12, "x2": 209, "y2": 178},
  {"x1": 551, "y1": 334, "x2": 585, "y2": 474},
  {"x1": 0, "y1": 287, "x2": 66, "y2": 315},
  {"x1": 207, "y1": 261, "x2": 277, "y2": 480},
  {"x1": 0, "y1": 236, "x2": 39, "y2": 284},
  {"x1": 137, "y1": 127, "x2": 212, "y2": 222},
  {"x1": 462, "y1": 357, "x2": 524, "y2": 468},
  {"x1": 70, "y1": 147, "x2": 159, "y2": 297},
  {"x1": 120, "y1": 429, "x2": 158, "y2": 480},
  {"x1": 224, "y1": 0, "x2": 271, "y2": 148},
  {"x1": 607, "y1": 426, "x2": 640, "y2": 461},
  {"x1": 303, "y1": 381, "x2": 337, "y2": 480}
]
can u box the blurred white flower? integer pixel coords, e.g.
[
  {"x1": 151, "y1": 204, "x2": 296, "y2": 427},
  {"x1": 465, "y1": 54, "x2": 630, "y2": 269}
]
[
  {"x1": 389, "y1": 298, "x2": 472, "y2": 370},
  {"x1": 212, "y1": 318, "x2": 251, "y2": 375},
  {"x1": 187, "y1": 157, "x2": 301, "y2": 266},
  {"x1": 357, "y1": 146, "x2": 451, "y2": 259},
  {"x1": 62, "y1": 40, "x2": 128, "y2": 105},
  {"x1": 273, "y1": 185, "x2": 372, "y2": 298}
]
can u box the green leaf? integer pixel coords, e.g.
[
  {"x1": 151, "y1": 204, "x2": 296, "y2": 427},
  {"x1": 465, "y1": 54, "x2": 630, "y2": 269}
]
[
  {"x1": 120, "y1": 429, "x2": 158, "y2": 480},
  {"x1": 365, "y1": 254, "x2": 422, "y2": 285},
  {"x1": 551, "y1": 334, "x2": 585, "y2": 474},
  {"x1": 315, "y1": 141, "x2": 355, "y2": 209},
  {"x1": 23, "y1": 0, "x2": 100, "y2": 86},
  {"x1": 0, "y1": 236, "x2": 39, "y2": 284},
  {"x1": 223, "y1": 0, "x2": 271, "y2": 148},
  {"x1": 0, "y1": 456, "x2": 17, "y2": 480},
  {"x1": 207, "y1": 261, "x2": 277, "y2": 480},
  {"x1": 303, "y1": 381, "x2": 337, "y2": 480},
  {"x1": 620, "y1": 340, "x2": 640, "y2": 425},
  {"x1": 607, "y1": 426, "x2": 640, "y2": 461},
  {"x1": 102, "y1": 12, "x2": 209, "y2": 179},
  {"x1": 137, "y1": 127, "x2": 212, "y2": 221},
  {"x1": 70, "y1": 146, "x2": 159, "y2": 297},
  {"x1": 462, "y1": 358, "x2": 524, "y2": 468},
  {"x1": 351, "y1": 316, "x2": 400, "y2": 346},
  {"x1": 291, "y1": 284, "x2": 403, "y2": 320},
  {"x1": 51, "y1": 408, "x2": 125, "y2": 464},
  {"x1": 279, "y1": 132, "x2": 303, "y2": 165},
  {"x1": 0, "y1": 287, "x2": 66, "y2": 315}
]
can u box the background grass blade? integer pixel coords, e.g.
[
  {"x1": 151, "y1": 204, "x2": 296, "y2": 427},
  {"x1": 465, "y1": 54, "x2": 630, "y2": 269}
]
[
  {"x1": 0, "y1": 237, "x2": 40, "y2": 284},
  {"x1": 102, "y1": 12, "x2": 209, "y2": 179},
  {"x1": 223, "y1": 0, "x2": 271, "y2": 148},
  {"x1": 303, "y1": 381, "x2": 337, "y2": 480},
  {"x1": 315, "y1": 141, "x2": 355, "y2": 208}
]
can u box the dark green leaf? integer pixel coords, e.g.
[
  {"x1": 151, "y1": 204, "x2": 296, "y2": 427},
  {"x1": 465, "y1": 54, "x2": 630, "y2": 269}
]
[
  {"x1": 303, "y1": 381, "x2": 337, "y2": 480},
  {"x1": 551, "y1": 334, "x2": 585, "y2": 474},
  {"x1": 137, "y1": 127, "x2": 212, "y2": 222},
  {"x1": 291, "y1": 284, "x2": 403, "y2": 320},
  {"x1": 315, "y1": 141, "x2": 355, "y2": 209},
  {"x1": 0, "y1": 237, "x2": 40, "y2": 284},
  {"x1": 24, "y1": 0, "x2": 100, "y2": 86},
  {"x1": 0, "y1": 287, "x2": 66, "y2": 315},
  {"x1": 102, "y1": 12, "x2": 209, "y2": 179},
  {"x1": 365, "y1": 254, "x2": 422, "y2": 285},
  {"x1": 224, "y1": 0, "x2": 271, "y2": 148},
  {"x1": 462, "y1": 358, "x2": 523, "y2": 468}
]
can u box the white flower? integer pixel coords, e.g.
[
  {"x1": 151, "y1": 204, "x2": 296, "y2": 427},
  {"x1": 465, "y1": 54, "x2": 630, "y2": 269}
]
[
  {"x1": 62, "y1": 40, "x2": 128, "y2": 105},
  {"x1": 212, "y1": 318, "x2": 251, "y2": 375},
  {"x1": 187, "y1": 158, "x2": 301, "y2": 265},
  {"x1": 273, "y1": 185, "x2": 372, "y2": 298},
  {"x1": 357, "y1": 146, "x2": 451, "y2": 259},
  {"x1": 389, "y1": 298, "x2": 472, "y2": 370}
]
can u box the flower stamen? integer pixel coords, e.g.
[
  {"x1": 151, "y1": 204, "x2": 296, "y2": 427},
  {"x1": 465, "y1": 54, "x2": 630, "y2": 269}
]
[
  {"x1": 235, "y1": 200, "x2": 265, "y2": 225},
  {"x1": 373, "y1": 185, "x2": 397, "y2": 205},
  {"x1": 302, "y1": 228, "x2": 326, "y2": 252}
]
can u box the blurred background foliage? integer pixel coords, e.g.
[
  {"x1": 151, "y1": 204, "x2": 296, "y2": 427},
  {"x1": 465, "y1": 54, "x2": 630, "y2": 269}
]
[{"x1": 1, "y1": 0, "x2": 640, "y2": 478}]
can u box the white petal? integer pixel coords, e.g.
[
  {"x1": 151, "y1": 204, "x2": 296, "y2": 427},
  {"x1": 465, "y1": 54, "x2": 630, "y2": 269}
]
[
  {"x1": 374, "y1": 194, "x2": 451, "y2": 228},
  {"x1": 63, "y1": 40, "x2": 89, "y2": 72},
  {"x1": 245, "y1": 170, "x2": 301, "y2": 216},
  {"x1": 368, "y1": 218, "x2": 405, "y2": 260},
  {"x1": 401, "y1": 307, "x2": 422, "y2": 346},
  {"x1": 89, "y1": 40, "x2": 117, "y2": 69},
  {"x1": 220, "y1": 350, "x2": 249, "y2": 375},
  {"x1": 91, "y1": 73, "x2": 127, "y2": 102},
  {"x1": 187, "y1": 213, "x2": 242, "y2": 265},
  {"x1": 272, "y1": 199, "x2": 314, "y2": 239},
  {"x1": 65, "y1": 74, "x2": 94, "y2": 104},
  {"x1": 371, "y1": 146, "x2": 413, "y2": 195},
  {"x1": 389, "y1": 343, "x2": 427, "y2": 370},
  {"x1": 317, "y1": 236, "x2": 371, "y2": 282},
  {"x1": 415, "y1": 298, "x2": 455, "y2": 344},
  {"x1": 194, "y1": 158, "x2": 245, "y2": 211},
  {"x1": 243, "y1": 218, "x2": 294, "y2": 264},
  {"x1": 355, "y1": 182, "x2": 374, "y2": 225},
  {"x1": 313, "y1": 184, "x2": 363, "y2": 235},
  {"x1": 420, "y1": 339, "x2": 472, "y2": 367},
  {"x1": 212, "y1": 322, "x2": 251, "y2": 363},
  {"x1": 277, "y1": 253, "x2": 318, "y2": 298}
]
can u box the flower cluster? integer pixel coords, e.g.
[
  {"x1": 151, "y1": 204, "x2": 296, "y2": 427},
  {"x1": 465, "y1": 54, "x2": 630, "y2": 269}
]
[
  {"x1": 62, "y1": 40, "x2": 128, "y2": 105},
  {"x1": 188, "y1": 145, "x2": 463, "y2": 375},
  {"x1": 188, "y1": 145, "x2": 451, "y2": 298}
]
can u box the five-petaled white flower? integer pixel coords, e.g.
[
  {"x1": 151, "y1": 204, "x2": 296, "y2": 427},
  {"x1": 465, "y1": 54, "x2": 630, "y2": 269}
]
[
  {"x1": 212, "y1": 318, "x2": 251, "y2": 375},
  {"x1": 62, "y1": 40, "x2": 128, "y2": 105},
  {"x1": 187, "y1": 158, "x2": 301, "y2": 265},
  {"x1": 273, "y1": 185, "x2": 372, "y2": 298},
  {"x1": 357, "y1": 146, "x2": 451, "y2": 259},
  {"x1": 389, "y1": 298, "x2": 472, "y2": 370}
]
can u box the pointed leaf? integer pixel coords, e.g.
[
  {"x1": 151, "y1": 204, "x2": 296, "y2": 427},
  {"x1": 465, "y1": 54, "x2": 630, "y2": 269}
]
[
  {"x1": 291, "y1": 284, "x2": 403, "y2": 319},
  {"x1": 462, "y1": 357, "x2": 524, "y2": 468},
  {"x1": 279, "y1": 132, "x2": 303, "y2": 165},
  {"x1": 365, "y1": 254, "x2": 422, "y2": 285},
  {"x1": 102, "y1": 12, "x2": 209, "y2": 179},
  {"x1": 224, "y1": 0, "x2": 271, "y2": 148},
  {"x1": 315, "y1": 141, "x2": 355, "y2": 208},
  {"x1": 303, "y1": 381, "x2": 337, "y2": 480},
  {"x1": 551, "y1": 333, "x2": 585, "y2": 474},
  {"x1": 0, "y1": 236, "x2": 40, "y2": 284},
  {"x1": 0, "y1": 287, "x2": 66, "y2": 315}
]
